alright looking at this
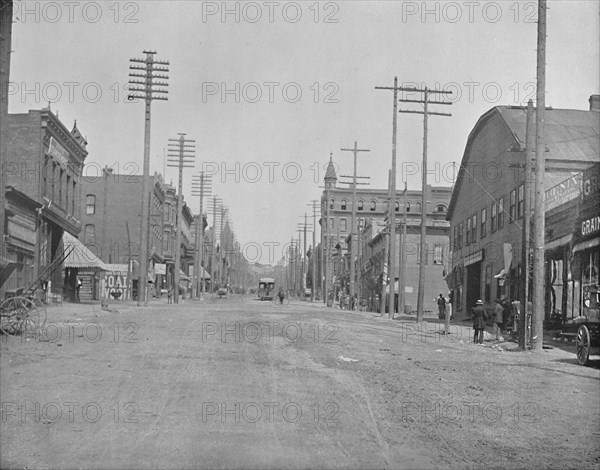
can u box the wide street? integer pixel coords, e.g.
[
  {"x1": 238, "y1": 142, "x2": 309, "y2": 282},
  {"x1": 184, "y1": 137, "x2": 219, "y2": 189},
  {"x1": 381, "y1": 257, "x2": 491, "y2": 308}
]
[{"x1": 1, "y1": 295, "x2": 599, "y2": 469}]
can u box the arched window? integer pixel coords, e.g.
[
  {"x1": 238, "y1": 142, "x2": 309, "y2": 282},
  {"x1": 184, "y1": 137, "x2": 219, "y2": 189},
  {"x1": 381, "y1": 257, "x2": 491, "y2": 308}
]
[
  {"x1": 329, "y1": 199, "x2": 335, "y2": 210},
  {"x1": 395, "y1": 201, "x2": 400, "y2": 212},
  {"x1": 358, "y1": 200, "x2": 364, "y2": 211},
  {"x1": 406, "y1": 201, "x2": 411, "y2": 212},
  {"x1": 86, "y1": 194, "x2": 96, "y2": 215},
  {"x1": 341, "y1": 199, "x2": 347, "y2": 210},
  {"x1": 416, "y1": 202, "x2": 422, "y2": 212},
  {"x1": 383, "y1": 201, "x2": 389, "y2": 213},
  {"x1": 370, "y1": 200, "x2": 376, "y2": 211},
  {"x1": 436, "y1": 204, "x2": 447, "y2": 213}
]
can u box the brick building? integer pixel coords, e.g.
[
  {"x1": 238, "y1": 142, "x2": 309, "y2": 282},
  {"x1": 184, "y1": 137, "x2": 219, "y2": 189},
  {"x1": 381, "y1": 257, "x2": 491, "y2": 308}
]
[
  {"x1": 319, "y1": 155, "x2": 451, "y2": 307},
  {"x1": 4, "y1": 108, "x2": 88, "y2": 297},
  {"x1": 79, "y1": 170, "x2": 196, "y2": 298},
  {"x1": 447, "y1": 97, "x2": 599, "y2": 320}
]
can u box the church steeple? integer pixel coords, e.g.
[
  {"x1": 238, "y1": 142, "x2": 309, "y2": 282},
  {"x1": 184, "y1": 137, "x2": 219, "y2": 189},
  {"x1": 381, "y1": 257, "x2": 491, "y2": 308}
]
[{"x1": 324, "y1": 152, "x2": 337, "y2": 189}]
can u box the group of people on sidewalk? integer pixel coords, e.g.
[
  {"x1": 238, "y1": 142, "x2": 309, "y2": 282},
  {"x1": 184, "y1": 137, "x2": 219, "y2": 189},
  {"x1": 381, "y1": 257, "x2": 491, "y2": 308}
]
[{"x1": 471, "y1": 297, "x2": 511, "y2": 344}]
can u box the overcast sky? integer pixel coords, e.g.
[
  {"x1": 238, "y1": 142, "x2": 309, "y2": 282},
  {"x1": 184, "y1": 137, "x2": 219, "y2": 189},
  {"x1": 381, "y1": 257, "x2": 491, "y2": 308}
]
[{"x1": 8, "y1": 0, "x2": 600, "y2": 264}]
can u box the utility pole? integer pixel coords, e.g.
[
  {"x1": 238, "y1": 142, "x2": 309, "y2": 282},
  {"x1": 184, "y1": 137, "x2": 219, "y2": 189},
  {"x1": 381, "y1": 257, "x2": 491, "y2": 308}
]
[
  {"x1": 381, "y1": 170, "x2": 392, "y2": 316},
  {"x1": 399, "y1": 181, "x2": 408, "y2": 315},
  {"x1": 531, "y1": 0, "x2": 547, "y2": 351},
  {"x1": 520, "y1": 100, "x2": 535, "y2": 349},
  {"x1": 191, "y1": 172, "x2": 212, "y2": 300},
  {"x1": 167, "y1": 133, "x2": 195, "y2": 304},
  {"x1": 298, "y1": 217, "x2": 314, "y2": 297},
  {"x1": 219, "y1": 206, "x2": 228, "y2": 287},
  {"x1": 398, "y1": 85, "x2": 452, "y2": 322},
  {"x1": 128, "y1": 50, "x2": 169, "y2": 306},
  {"x1": 375, "y1": 77, "x2": 400, "y2": 319},
  {"x1": 340, "y1": 141, "x2": 371, "y2": 300},
  {"x1": 208, "y1": 196, "x2": 223, "y2": 293},
  {"x1": 0, "y1": 1, "x2": 13, "y2": 288},
  {"x1": 308, "y1": 200, "x2": 320, "y2": 301}
]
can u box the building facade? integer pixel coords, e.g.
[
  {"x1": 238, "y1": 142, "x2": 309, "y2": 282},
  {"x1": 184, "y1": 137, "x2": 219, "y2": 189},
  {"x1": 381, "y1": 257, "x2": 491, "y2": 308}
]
[
  {"x1": 447, "y1": 97, "x2": 599, "y2": 320},
  {"x1": 319, "y1": 155, "x2": 452, "y2": 309},
  {"x1": 79, "y1": 170, "x2": 194, "y2": 298},
  {"x1": 4, "y1": 108, "x2": 88, "y2": 297}
]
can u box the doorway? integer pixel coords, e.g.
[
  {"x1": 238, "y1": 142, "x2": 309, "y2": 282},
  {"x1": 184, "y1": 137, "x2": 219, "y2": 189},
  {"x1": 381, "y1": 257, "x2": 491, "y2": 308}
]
[{"x1": 466, "y1": 261, "x2": 482, "y2": 312}]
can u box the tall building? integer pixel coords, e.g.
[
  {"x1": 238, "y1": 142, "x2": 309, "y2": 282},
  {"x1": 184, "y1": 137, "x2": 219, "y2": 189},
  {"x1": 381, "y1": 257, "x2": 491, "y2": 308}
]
[
  {"x1": 446, "y1": 96, "x2": 599, "y2": 320},
  {"x1": 79, "y1": 170, "x2": 194, "y2": 298},
  {"x1": 319, "y1": 155, "x2": 451, "y2": 310},
  {"x1": 4, "y1": 108, "x2": 88, "y2": 294}
]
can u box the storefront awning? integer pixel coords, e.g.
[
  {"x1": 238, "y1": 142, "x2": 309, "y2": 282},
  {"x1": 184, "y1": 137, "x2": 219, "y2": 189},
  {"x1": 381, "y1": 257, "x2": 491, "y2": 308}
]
[{"x1": 62, "y1": 232, "x2": 108, "y2": 270}]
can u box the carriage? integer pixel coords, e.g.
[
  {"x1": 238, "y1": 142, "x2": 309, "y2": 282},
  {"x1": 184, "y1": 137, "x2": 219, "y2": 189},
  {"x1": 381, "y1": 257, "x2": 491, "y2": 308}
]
[
  {"x1": 574, "y1": 287, "x2": 600, "y2": 366},
  {"x1": 0, "y1": 248, "x2": 72, "y2": 336}
]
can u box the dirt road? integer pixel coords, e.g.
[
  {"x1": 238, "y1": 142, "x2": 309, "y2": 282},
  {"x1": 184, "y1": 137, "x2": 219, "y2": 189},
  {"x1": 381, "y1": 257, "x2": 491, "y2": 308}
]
[{"x1": 1, "y1": 296, "x2": 599, "y2": 469}]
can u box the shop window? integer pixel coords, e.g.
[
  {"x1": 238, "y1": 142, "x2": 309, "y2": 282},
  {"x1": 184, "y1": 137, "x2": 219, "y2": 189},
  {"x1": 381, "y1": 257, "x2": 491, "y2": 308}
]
[
  {"x1": 517, "y1": 184, "x2": 524, "y2": 218},
  {"x1": 509, "y1": 189, "x2": 516, "y2": 223},
  {"x1": 86, "y1": 195, "x2": 96, "y2": 215},
  {"x1": 466, "y1": 218, "x2": 472, "y2": 245},
  {"x1": 480, "y1": 208, "x2": 487, "y2": 238},
  {"x1": 485, "y1": 264, "x2": 492, "y2": 302},
  {"x1": 433, "y1": 244, "x2": 443, "y2": 265}
]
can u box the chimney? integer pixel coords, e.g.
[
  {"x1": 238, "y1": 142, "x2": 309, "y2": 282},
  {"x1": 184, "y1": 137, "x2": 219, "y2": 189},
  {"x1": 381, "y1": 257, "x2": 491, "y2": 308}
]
[{"x1": 589, "y1": 94, "x2": 600, "y2": 112}]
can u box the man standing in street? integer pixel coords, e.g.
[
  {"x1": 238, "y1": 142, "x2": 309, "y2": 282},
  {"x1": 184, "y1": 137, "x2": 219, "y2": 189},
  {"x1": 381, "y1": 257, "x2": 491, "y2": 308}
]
[
  {"x1": 436, "y1": 293, "x2": 447, "y2": 319},
  {"x1": 471, "y1": 299, "x2": 486, "y2": 344}
]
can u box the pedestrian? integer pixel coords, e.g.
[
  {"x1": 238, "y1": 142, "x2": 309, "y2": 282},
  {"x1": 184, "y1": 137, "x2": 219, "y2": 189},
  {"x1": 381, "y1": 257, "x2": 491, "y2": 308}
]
[
  {"x1": 436, "y1": 293, "x2": 447, "y2": 319},
  {"x1": 76, "y1": 277, "x2": 82, "y2": 302},
  {"x1": 342, "y1": 293, "x2": 350, "y2": 310},
  {"x1": 352, "y1": 294, "x2": 358, "y2": 311},
  {"x1": 167, "y1": 285, "x2": 173, "y2": 304},
  {"x1": 471, "y1": 299, "x2": 486, "y2": 344},
  {"x1": 501, "y1": 297, "x2": 511, "y2": 331},
  {"x1": 493, "y1": 298, "x2": 504, "y2": 341},
  {"x1": 278, "y1": 288, "x2": 285, "y2": 305}
]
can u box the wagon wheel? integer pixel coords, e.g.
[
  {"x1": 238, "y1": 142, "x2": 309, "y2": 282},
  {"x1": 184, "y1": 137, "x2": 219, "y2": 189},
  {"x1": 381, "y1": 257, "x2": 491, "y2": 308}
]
[
  {"x1": 576, "y1": 325, "x2": 591, "y2": 366},
  {"x1": 0, "y1": 297, "x2": 42, "y2": 336}
]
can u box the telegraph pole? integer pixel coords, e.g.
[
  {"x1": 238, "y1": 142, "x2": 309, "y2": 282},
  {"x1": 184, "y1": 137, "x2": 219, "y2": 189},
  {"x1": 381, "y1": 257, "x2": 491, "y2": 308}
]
[
  {"x1": 191, "y1": 173, "x2": 212, "y2": 300},
  {"x1": 381, "y1": 170, "x2": 392, "y2": 316},
  {"x1": 375, "y1": 77, "x2": 399, "y2": 319},
  {"x1": 398, "y1": 85, "x2": 452, "y2": 322},
  {"x1": 308, "y1": 200, "x2": 320, "y2": 301},
  {"x1": 167, "y1": 133, "x2": 195, "y2": 304},
  {"x1": 520, "y1": 100, "x2": 535, "y2": 349},
  {"x1": 208, "y1": 196, "x2": 223, "y2": 293},
  {"x1": 340, "y1": 141, "x2": 371, "y2": 300},
  {"x1": 531, "y1": 0, "x2": 547, "y2": 351},
  {"x1": 399, "y1": 181, "x2": 408, "y2": 315},
  {"x1": 128, "y1": 50, "x2": 169, "y2": 306}
]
